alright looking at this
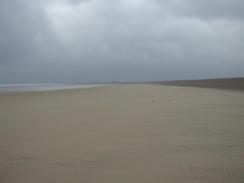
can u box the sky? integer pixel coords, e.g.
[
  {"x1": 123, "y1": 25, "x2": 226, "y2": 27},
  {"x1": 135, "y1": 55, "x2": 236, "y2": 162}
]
[{"x1": 0, "y1": 0, "x2": 244, "y2": 83}]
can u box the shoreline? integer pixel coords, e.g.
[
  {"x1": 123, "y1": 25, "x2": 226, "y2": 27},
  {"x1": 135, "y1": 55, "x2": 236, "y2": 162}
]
[
  {"x1": 0, "y1": 84, "x2": 108, "y2": 93},
  {"x1": 1, "y1": 77, "x2": 244, "y2": 94}
]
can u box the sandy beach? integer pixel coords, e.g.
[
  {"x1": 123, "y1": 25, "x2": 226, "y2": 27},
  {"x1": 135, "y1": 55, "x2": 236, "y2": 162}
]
[{"x1": 0, "y1": 84, "x2": 244, "y2": 183}]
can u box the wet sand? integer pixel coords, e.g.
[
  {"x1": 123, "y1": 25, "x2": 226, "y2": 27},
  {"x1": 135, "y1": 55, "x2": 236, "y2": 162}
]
[
  {"x1": 149, "y1": 77, "x2": 244, "y2": 91},
  {"x1": 0, "y1": 85, "x2": 244, "y2": 183}
]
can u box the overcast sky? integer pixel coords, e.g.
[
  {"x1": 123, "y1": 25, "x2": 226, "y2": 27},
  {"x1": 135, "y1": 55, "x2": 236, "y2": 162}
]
[{"x1": 0, "y1": 0, "x2": 244, "y2": 83}]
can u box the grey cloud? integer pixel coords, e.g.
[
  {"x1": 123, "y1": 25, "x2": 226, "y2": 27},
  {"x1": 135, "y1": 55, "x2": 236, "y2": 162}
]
[
  {"x1": 155, "y1": 0, "x2": 244, "y2": 20},
  {"x1": 187, "y1": 0, "x2": 244, "y2": 20},
  {"x1": 0, "y1": 0, "x2": 55, "y2": 63},
  {"x1": 0, "y1": 0, "x2": 243, "y2": 83}
]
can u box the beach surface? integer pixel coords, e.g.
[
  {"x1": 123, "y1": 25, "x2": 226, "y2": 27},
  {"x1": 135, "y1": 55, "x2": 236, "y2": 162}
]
[{"x1": 0, "y1": 85, "x2": 244, "y2": 183}]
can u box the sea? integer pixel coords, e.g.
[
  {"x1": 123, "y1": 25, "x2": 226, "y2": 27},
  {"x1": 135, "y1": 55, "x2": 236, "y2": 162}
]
[{"x1": 0, "y1": 83, "x2": 105, "y2": 93}]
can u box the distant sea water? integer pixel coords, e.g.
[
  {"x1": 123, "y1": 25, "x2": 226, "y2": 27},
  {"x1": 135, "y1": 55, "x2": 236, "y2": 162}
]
[{"x1": 0, "y1": 84, "x2": 105, "y2": 93}]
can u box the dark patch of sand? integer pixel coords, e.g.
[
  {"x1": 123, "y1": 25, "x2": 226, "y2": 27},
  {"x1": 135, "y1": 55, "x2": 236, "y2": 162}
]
[{"x1": 148, "y1": 77, "x2": 244, "y2": 91}]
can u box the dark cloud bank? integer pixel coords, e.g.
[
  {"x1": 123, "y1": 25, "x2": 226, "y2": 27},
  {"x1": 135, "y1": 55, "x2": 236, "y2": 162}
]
[{"x1": 0, "y1": 0, "x2": 244, "y2": 83}]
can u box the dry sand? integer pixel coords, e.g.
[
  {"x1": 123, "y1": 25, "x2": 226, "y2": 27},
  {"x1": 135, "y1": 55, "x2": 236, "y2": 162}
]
[{"x1": 0, "y1": 85, "x2": 244, "y2": 183}]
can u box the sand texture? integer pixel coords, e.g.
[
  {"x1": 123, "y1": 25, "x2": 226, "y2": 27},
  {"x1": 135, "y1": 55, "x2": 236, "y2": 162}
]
[{"x1": 0, "y1": 85, "x2": 244, "y2": 183}]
